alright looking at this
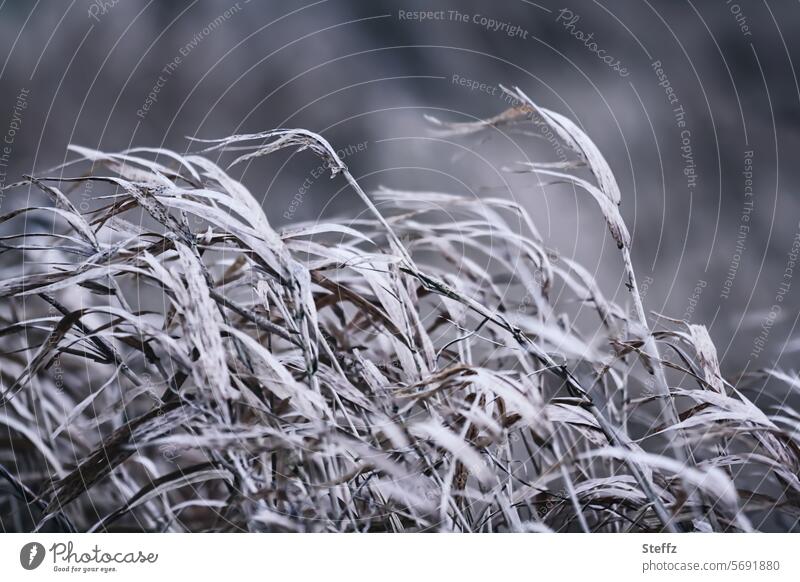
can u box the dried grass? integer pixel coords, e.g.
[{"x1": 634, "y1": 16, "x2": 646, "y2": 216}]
[{"x1": 1, "y1": 90, "x2": 798, "y2": 532}]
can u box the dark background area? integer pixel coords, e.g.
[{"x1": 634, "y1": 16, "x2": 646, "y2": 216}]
[{"x1": 1, "y1": 0, "x2": 798, "y2": 374}]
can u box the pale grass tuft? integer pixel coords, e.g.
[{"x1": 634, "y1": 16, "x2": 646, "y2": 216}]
[{"x1": 0, "y1": 95, "x2": 797, "y2": 532}]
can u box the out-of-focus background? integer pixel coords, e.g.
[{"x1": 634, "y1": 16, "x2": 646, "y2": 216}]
[{"x1": 1, "y1": 0, "x2": 798, "y2": 371}]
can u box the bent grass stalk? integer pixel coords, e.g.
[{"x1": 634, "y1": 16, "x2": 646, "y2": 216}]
[{"x1": 0, "y1": 93, "x2": 795, "y2": 533}]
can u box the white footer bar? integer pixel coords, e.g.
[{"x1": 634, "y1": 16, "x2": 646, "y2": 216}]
[{"x1": 1, "y1": 533, "x2": 797, "y2": 581}]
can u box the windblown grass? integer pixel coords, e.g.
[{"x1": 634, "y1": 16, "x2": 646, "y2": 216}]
[{"x1": 1, "y1": 87, "x2": 798, "y2": 532}]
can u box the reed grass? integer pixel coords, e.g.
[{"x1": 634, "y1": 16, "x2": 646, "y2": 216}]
[{"x1": 1, "y1": 88, "x2": 798, "y2": 532}]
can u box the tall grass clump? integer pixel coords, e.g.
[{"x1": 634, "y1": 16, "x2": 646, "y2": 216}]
[{"x1": 1, "y1": 87, "x2": 798, "y2": 532}]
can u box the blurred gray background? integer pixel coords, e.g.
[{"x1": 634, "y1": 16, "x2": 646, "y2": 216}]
[{"x1": 1, "y1": 0, "x2": 799, "y2": 375}]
